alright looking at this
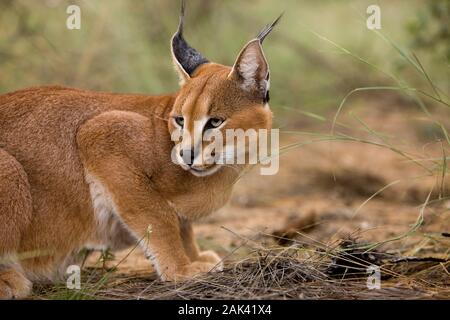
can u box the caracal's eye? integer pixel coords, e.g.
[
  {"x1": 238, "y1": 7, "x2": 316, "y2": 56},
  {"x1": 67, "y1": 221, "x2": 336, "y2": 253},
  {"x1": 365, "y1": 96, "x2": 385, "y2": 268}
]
[
  {"x1": 206, "y1": 118, "x2": 224, "y2": 129},
  {"x1": 174, "y1": 116, "x2": 184, "y2": 127}
]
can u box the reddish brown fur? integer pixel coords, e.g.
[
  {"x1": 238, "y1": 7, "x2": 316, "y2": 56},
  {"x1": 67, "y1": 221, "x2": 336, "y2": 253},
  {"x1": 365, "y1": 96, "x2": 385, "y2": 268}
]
[{"x1": 0, "y1": 32, "x2": 273, "y2": 298}]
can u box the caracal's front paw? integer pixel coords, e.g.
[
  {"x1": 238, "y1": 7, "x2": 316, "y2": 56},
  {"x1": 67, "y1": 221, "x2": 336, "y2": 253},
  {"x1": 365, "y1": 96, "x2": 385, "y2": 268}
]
[
  {"x1": 197, "y1": 250, "x2": 223, "y2": 271},
  {"x1": 162, "y1": 261, "x2": 222, "y2": 282},
  {"x1": 0, "y1": 270, "x2": 32, "y2": 300}
]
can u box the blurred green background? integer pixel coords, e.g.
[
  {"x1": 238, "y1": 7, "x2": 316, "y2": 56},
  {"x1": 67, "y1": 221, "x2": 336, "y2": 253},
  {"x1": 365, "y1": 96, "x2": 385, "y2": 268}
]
[{"x1": 0, "y1": 0, "x2": 448, "y2": 117}]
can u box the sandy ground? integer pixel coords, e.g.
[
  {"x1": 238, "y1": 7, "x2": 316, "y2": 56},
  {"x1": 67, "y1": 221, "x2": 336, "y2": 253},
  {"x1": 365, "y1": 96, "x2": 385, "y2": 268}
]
[{"x1": 85, "y1": 100, "x2": 450, "y2": 277}]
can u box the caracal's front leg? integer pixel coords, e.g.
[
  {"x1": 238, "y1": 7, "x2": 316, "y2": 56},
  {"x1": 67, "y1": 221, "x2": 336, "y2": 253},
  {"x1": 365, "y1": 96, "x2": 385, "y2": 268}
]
[
  {"x1": 77, "y1": 111, "x2": 221, "y2": 280},
  {"x1": 180, "y1": 220, "x2": 223, "y2": 269},
  {"x1": 87, "y1": 162, "x2": 220, "y2": 281}
]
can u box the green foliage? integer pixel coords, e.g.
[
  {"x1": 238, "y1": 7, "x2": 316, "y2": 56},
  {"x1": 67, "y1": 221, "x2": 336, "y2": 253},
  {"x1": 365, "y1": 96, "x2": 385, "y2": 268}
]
[
  {"x1": 0, "y1": 0, "x2": 448, "y2": 117},
  {"x1": 407, "y1": 0, "x2": 450, "y2": 63}
]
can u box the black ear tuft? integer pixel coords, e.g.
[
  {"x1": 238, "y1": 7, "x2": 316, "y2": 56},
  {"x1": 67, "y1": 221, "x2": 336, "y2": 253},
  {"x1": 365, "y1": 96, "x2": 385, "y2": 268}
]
[
  {"x1": 256, "y1": 12, "x2": 284, "y2": 44},
  {"x1": 171, "y1": 0, "x2": 209, "y2": 76}
]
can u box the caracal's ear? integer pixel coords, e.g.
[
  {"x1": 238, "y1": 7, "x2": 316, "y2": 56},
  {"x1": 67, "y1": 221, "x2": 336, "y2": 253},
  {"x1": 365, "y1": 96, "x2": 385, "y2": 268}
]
[
  {"x1": 171, "y1": 0, "x2": 209, "y2": 85},
  {"x1": 228, "y1": 13, "x2": 283, "y2": 103}
]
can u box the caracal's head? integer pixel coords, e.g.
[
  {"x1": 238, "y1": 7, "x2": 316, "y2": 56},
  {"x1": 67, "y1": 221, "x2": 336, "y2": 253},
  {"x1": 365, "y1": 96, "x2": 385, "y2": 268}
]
[{"x1": 168, "y1": 1, "x2": 281, "y2": 177}]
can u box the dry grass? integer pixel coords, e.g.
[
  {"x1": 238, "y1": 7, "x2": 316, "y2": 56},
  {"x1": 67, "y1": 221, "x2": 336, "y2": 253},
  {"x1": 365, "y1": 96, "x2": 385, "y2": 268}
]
[{"x1": 32, "y1": 235, "x2": 450, "y2": 300}]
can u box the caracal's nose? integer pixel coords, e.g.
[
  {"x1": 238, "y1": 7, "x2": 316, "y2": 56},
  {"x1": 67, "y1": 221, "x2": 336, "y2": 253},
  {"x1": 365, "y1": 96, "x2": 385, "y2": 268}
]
[{"x1": 180, "y1": 148, "x2": 195, "y2": 166}]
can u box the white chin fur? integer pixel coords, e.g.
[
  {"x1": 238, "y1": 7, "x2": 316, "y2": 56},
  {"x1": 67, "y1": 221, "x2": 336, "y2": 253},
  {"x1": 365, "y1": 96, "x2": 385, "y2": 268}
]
[
  {"x1": 189, "y1": 165, "x2": 222, "y2": 177},
  {"x1": 175, "y1": 151, "x2": 222, "y2": 177}
]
